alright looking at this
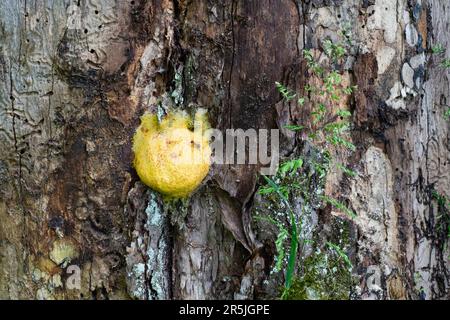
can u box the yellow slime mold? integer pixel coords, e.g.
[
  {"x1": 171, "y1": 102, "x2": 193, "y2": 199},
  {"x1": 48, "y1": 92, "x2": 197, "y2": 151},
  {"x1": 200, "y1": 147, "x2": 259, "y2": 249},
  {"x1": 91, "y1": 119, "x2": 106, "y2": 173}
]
[{"x1": 132, "y1": 110, "x2": 211, "y2": 198}]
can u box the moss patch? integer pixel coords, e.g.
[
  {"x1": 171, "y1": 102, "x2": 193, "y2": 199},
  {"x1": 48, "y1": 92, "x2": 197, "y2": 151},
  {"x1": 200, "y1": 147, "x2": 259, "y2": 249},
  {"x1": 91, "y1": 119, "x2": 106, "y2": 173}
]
[{"x1": 282, "y1": 246, "x2": 354, "y2": 300}]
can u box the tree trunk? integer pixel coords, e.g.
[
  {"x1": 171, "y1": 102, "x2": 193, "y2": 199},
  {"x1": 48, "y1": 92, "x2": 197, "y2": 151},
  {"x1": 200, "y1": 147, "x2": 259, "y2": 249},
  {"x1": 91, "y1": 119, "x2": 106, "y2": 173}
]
[{"x1": 0, "y1": 0, "x2": 448, "y2": 300}]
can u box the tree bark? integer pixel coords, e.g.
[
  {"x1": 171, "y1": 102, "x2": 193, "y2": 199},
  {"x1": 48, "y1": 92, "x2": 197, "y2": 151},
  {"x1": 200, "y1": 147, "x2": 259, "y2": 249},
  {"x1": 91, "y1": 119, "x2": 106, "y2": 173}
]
[{"x1": 0, "y1": 0, "x2": 448, "y2": 300}]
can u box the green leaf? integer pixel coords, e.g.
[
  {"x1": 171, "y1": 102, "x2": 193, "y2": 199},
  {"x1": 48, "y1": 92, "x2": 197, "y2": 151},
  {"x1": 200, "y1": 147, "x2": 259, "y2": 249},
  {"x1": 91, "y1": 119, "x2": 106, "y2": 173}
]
[
  {"x1": 254, "y1": 216, "x2": 289, "y2": 272},
  {"x1": 308, "y1": 132, "x2": 318, "y2": 140},
  {"x1": 324, "y1": 121, "x2": 350, "y2": 133},
  {"x1": 276, "y1": 82, "x2": 297, "y2": 100},
  {"x1": 261, "y1": 175, "x2": 298, "y2": 289},
  {"x1": 444, "y1": 107, "x2": 450, "y2": 120},
  {"x1": 283, "y1": 124, "x2": 305, "y2": 131},
  {"x1": 303, "y1": 49, "x2": 313, "y2": 60},
  {"x1": 432, "y1": 190, "x2": 450, "y2": 208},
  {"x1": 257, "y1": 186, "x2": 276, "y2": 195},
  {"x1": 279, "y1": 158, "x2": 303, "y2": 176},
  {"x1": 285, "y1": 230, "x2": 298, "y2": 289},
  {"x1": 441, "y1": 59, "x2": 450, "y2": 68},
  {"x1": 321, "y1": 195, "x2": 357, "y2": 219},
  {"x1": 262, "y1": 175, "x2": 288, "y2": 203},
  {"x1": 432, "y1": 44, "x2": 445, "y2": 54},
  {"x1": 305, "y1": 84, "x2": 313, "y2": 92},
  {"x1": 323, "y1": 39, "x2": 346, "y2": 61},
  {"x1": 326, "y1": 242, "x2": 353, "y2": 270},
  {"x1": 336, "y1": 163, "x2": 357, "y2": 177},
  {"x1": 331, "y1": 93, "x2": 340, "y2": 101},
  {"x1": 337, "y1": 109, "x2": 352, "y2": 118},
  {"x1": 275, "y1": 228, "x2": 289, "y2": 271},
  {"x1": 327, "y1": 134, "x2": 356, "y2": 151}
]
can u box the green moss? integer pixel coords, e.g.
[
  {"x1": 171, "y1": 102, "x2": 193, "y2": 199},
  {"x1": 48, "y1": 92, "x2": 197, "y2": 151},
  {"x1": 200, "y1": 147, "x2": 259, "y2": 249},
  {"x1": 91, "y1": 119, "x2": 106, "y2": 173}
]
[
  {"x1": 281, "y1": 246, "x2": 354, "y2": 300},
  {"x1": 280, "y1": 216, "x2": 355, "y2": 300},
  {"x1": 330, "y1": 216, "x2": 352, "y2": 249}
]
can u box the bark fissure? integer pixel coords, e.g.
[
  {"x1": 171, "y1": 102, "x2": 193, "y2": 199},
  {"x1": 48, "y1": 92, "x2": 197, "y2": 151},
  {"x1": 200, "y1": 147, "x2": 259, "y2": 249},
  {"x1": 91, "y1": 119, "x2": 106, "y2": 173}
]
[{"x1": 227, "y1": 0, "x2": 237, "y2": 129}]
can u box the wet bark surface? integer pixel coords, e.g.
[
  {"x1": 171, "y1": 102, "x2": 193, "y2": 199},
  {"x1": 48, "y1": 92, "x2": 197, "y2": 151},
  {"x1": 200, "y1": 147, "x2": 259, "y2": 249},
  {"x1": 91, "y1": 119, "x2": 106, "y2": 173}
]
[{"x1": 0, "y1": 0, "x2": 448, "y2": 299}]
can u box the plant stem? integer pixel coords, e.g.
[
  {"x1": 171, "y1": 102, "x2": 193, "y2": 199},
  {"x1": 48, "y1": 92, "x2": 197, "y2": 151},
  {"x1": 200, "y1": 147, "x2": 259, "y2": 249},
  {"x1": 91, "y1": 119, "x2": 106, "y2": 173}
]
[
  {"x1": 262, "y1": 175, "x2": 299, "y2": 289},
  {"x1": 285, "y1": 208, "x2": 298, "y2": 288}
]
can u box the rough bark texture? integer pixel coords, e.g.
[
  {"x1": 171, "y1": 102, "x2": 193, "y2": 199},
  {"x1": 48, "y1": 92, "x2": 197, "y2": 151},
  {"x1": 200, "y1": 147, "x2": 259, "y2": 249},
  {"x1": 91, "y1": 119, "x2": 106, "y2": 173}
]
[{"x1": 0, "y1": 0, "x2": 448, "y2": 300}]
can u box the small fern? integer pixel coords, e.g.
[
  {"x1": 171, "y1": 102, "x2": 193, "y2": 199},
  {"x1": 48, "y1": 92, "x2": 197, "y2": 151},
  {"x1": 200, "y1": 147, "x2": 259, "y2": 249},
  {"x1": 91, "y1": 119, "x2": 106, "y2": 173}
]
[
  {"x1": 326, "y1": 242, "x2": 353, "y2": 270},
  {"x1": 441, "y1": 59, "x2": 450, "y2": 68},
  {"x1": 432, "y1": 44, "x2": 445, "y2": 54},
  {"x1": 257, "y1": 35, "x2": 357, "y2": 298},
  {"x1": 321, "y1": 195, "x2": 356, "y2": 219}
]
